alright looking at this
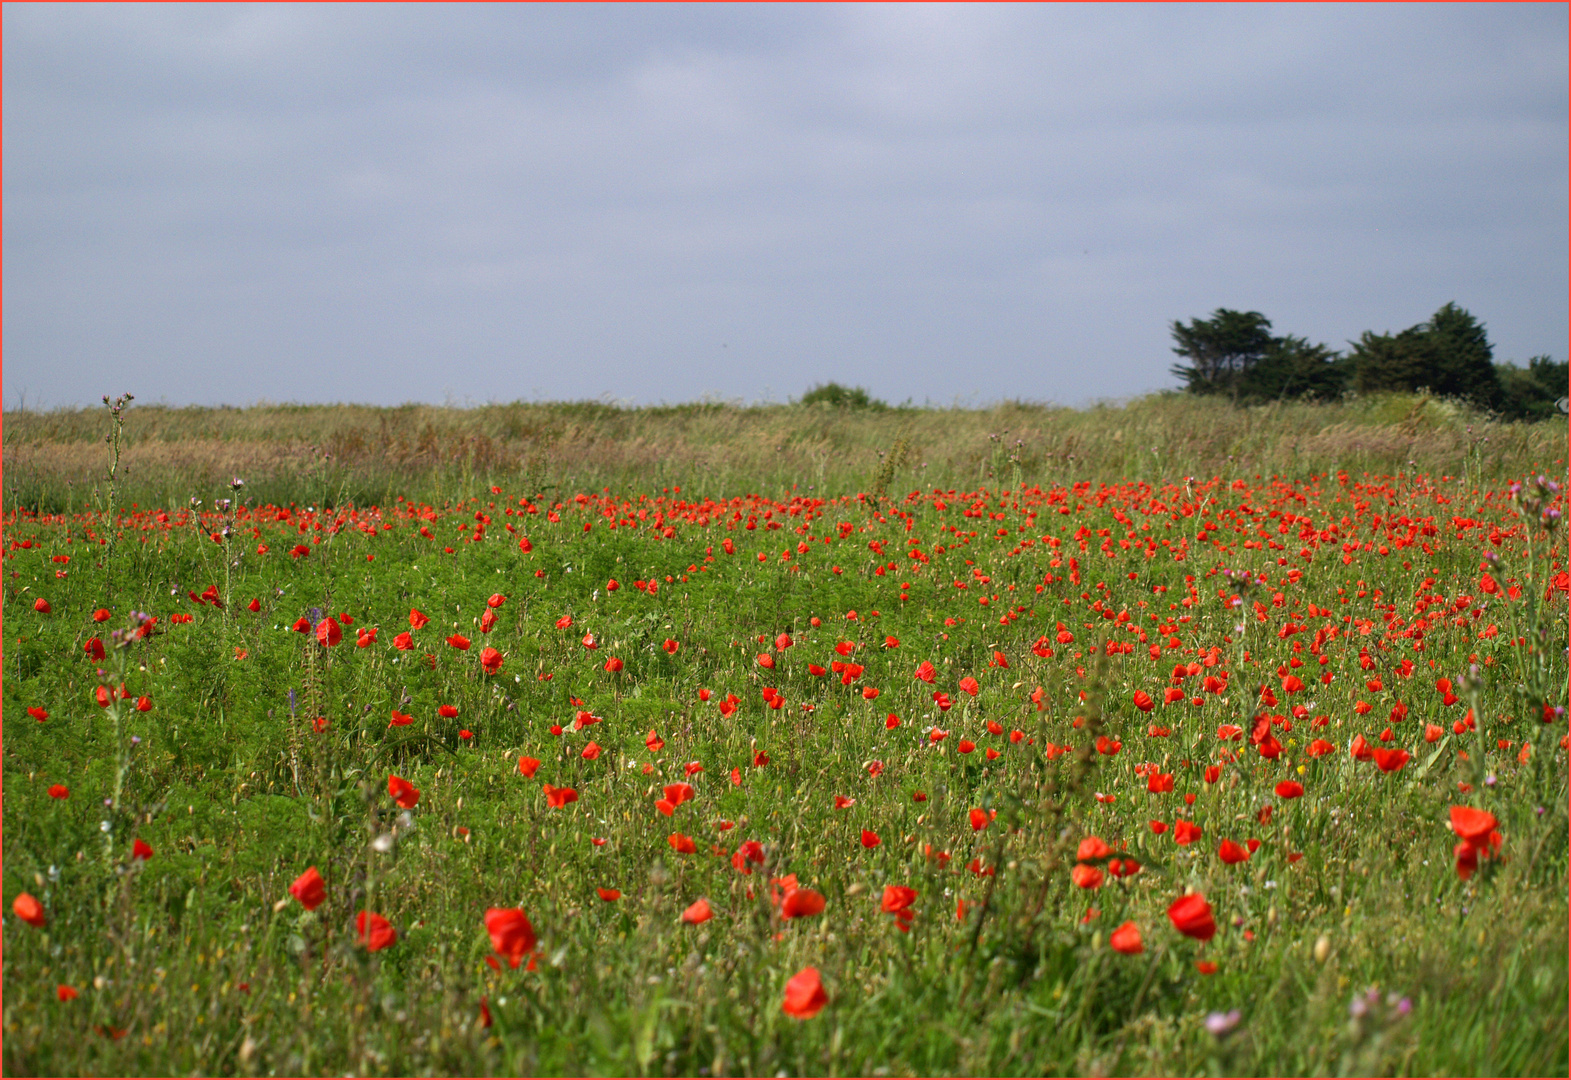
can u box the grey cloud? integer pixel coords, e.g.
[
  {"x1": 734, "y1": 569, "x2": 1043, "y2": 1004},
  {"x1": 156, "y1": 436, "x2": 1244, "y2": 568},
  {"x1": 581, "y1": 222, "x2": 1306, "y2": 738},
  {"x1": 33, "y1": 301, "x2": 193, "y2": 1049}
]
[{"x1": 4, "y1": 3, "x2": 1565, "y2": 409}]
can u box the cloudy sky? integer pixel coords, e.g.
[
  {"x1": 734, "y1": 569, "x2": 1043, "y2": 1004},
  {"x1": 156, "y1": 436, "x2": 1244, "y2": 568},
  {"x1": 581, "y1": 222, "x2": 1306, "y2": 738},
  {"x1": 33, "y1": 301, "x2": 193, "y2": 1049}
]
[{"x1": 4, "y1": 3, "x2": 1566, "y2": 410}]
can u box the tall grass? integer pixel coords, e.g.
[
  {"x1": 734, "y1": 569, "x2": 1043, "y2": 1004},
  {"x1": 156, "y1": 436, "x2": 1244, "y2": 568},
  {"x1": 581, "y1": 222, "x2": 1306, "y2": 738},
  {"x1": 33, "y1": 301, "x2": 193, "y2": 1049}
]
[{"x1": 4, "y1": 392, "x2": 1564, "y2": 512}]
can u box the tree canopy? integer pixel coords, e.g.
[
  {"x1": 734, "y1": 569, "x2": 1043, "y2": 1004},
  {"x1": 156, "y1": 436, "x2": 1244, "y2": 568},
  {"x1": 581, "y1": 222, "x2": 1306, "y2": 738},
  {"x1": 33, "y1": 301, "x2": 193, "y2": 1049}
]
[
  {"x1": 1168, "y1": 301, "x2": 1559, "y2": 417},
  {"x1": 1169, "y1": 309, "x2": 1342, "y2": 403}
]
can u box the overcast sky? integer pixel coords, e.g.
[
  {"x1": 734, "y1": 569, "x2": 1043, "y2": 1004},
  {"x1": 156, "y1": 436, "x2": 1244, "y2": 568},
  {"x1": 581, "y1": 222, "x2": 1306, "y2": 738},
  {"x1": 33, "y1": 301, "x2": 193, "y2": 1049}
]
[{"x1": 4, "y1": 3, "x2": 1566, "y2": 411}]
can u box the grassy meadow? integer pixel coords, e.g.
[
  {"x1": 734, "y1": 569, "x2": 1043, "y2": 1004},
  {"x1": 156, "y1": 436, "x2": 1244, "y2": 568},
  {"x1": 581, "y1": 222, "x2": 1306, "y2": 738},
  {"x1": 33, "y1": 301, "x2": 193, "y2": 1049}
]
[{"x1": 2, "y1": 393, "x2": 1567, "y2": 1076}]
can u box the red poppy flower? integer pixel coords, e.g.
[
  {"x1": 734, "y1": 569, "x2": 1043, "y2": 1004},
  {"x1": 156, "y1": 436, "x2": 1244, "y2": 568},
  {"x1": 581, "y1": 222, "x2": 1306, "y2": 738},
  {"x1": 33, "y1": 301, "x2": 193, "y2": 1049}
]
[
  {"x1": 668, "y1": 832, "x2": 697, "y2": 854},
  {"x1": 683, "y1": 761, "x2": 704, "y2": 778},
  {"x1": 315, "y1": 617, "x2": 342, "y2": 648},
  {"x1": 1148, "y1": 771, "x2": 1175, "y2": 793},
  {"x1": 290, "y1": 867, "x2": 326, "y2": 911},
  {"x1": 604, "y1": 657, "x2": 624, "y2": 673},
  {"x1": 446, "y1": 634, "x2": 470, "y2": 651},
  {"x1": 57, "y1": 984, "x2": 79, "y2": 1002},
  {"x1": 388, "y1": 774, "x2": 420, "y2": 808},
  {"x1": 581, "y1": 741, "x2": 602, "y2": 761},
  {"x1": 755, "y1": 653, "x2": 775, "y2": 670},
  {"x1": 1307, "y1": 738, "x2": 1336, "y2": 757},
  {"x1": 390, "y1": 709, "x2": 414, "y2": 727},
  {"x1": 957, "y1": 739, "x2": 976, "y2": 755},
  {"x1": 881, "y1": 885, "x2": 917, "y2": 914},
  {"x1": 485, "y1": 907, "x2": 537, "y2": 968},
  {"x1": 28, "y1": 706, "x2": 48, "y2": 722},
  {"x1": 681, "y1": 898, "x2": 713, "y2": 924},
  {"x1": 132, "y1": 838, "x2": 154, "y2": 861},
  {"x1": 663, "y1": 783, "x2": 696, "y2": 807},
  {"x1": 782, "y1": 967, "x2": 828, "y2": 1019},
  {"x1": 1133, "y1": 690, "x2": 1155, "y2": 712},
  {"x1": 83, "y1": 637, "x2": 106, "y2": 661},
  {"x1": 45, "y1": 783, "x2": 69, "y2": 799},
  {"x1": 1372, "y1": 747, "x2": 1410, "y2": 773},
  {"x1": 732, "y1": 840, "x2": 765, "y2": 874},
  {"x1": 914, "y1": 661, "x2": 936, "y2": 683},
  {"x1": 32, "y1": 597, "x2": 52, "y2": 614},
  {"x1": 1450, "y1": 805, "x2": 1499, "y2": 845},
  {"x1": 1066, "y1": 861, "x2": 1103, "y2": 888},
  {"x1": 355, "y1": 911, "x2": 397, "y2": 951},
  {"x1": 662, "y1": 638, "x2": 680, "y2": 655},
  {"x1": 1166, "y1": 893, "x2": 1216, "y2": 941},
  {"x1": 1217, "y1": 839, "x2": 1249, "y2": 864},
  {"x1": 12, "y1": 892, "x2": 45, "y2": 928},
  {"x1": 780, "y1": 888, "x2": 826, "y2": 918},
  {"x1": 93, "y1": 607, "x2": 112, "y2": 622},
  {"x1": 1076, "y1": 836, "x2": 1112, "y2": 861},
  {"x1": 1349, "y1": 734, "x2": 1374, "y2": 761},
  {"x1": 1274, "y1": 780, "x2": 1304, "y2": 799},
  {"x1": 1110, "y1": 920, "x2": 1143, "y2": 954},
  {"x1": 1173, "y1": 820, "x2": 1202, "y2": 845},
  {"x1": 480, "y1": 646, "x2": 504, "y2": 674},
  {"x1": 596, "y1": 887, "x2": 621, "y2": 902},
  {"x1": 860, "y1": 829, "x2": 881, "y2": 849},
  {"x1": 291, "y1": 617, "x2": 312, "y2": 634},
  {"x1": 958, "y1": 676, "x2": 980, "y2": 697},
  {"x1": 543, "y1": 784, "x2": 578, "y2": 808},
  {"x1": 409, "y1": 609, "x2": 430, "y2": 629},
  {"x1": 1149, "y1": 820, "x2": 1168, "y2": 834}
]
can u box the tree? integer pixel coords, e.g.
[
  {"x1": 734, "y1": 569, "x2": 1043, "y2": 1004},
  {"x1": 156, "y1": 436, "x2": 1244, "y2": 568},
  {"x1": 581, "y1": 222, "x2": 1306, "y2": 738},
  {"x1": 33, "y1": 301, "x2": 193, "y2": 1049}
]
[
  {"x1": 1347, "y1": 302, "x2": 1501, "y2": 406},
  {"x1": 797, "y1": 382, "x2": 886, "y2": 410},
  {"x1": 1495, "y1": 355, "x2": 1569, "y2": 421},
  {"x1": 1237, "y1": 335, "x2": 1347, "y2": 402},
  {"x1": 1169, "y1": 309, "x2": 1277, "y2": 399}
]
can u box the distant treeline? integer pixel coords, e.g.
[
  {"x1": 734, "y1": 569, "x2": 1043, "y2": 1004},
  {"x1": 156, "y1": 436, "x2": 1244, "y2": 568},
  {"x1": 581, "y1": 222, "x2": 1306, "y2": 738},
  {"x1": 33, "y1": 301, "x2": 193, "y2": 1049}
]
[{"x1": 1168, "y1": 303, "x2": 1567, "y2": 420}]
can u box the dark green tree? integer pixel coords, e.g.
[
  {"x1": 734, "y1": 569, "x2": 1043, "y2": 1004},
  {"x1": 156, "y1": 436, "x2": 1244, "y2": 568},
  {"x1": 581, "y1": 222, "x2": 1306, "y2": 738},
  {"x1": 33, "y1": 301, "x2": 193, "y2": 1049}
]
[
  {"x1": 1237, "y1": 335, "x2": 1348, "y2": 402},
  {"x1": 797, "y1": 382, "x2": 886, "y2": 410},
  {"x1": 1347, "y1": 302, "x2": 1501, "y2": 406},
  {"x1": 1169, "y1": 309, "x2": 1277, "y2": 399},
  {"x1": 1495, "y1": 355, "x2": 1569, "y2": 421}
]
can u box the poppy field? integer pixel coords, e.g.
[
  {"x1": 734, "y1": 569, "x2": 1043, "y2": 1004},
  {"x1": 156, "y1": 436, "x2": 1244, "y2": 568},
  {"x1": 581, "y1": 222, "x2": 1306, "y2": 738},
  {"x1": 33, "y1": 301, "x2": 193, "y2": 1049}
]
[{"x1": 3, "y1": 462, "x2": 1568, "y2": 1075}]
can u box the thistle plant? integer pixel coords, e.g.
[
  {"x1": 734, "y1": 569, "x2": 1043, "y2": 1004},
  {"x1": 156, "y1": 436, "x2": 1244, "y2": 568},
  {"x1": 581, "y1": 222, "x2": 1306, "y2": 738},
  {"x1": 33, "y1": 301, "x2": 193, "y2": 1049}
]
[
  {"x1": 100, "y1": 393, "x2": 133, "y2": 599},
  {"x1": 98, "y1": 612, "x2": 152, "y2": 870}
]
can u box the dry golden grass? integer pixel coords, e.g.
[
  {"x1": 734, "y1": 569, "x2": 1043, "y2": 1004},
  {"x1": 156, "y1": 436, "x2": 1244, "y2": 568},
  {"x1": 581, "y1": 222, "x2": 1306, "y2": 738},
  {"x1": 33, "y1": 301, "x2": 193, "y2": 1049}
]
[{"x1": 3, "y1": 392, "x2": 1564, "y2": 509}]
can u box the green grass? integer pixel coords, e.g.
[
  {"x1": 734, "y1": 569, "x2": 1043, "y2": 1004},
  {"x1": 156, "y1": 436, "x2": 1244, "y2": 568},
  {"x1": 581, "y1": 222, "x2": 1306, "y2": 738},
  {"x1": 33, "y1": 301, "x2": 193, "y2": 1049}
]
[{"x1": 2, "y1": 463, "x2": 1567, "y2": 1076}]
